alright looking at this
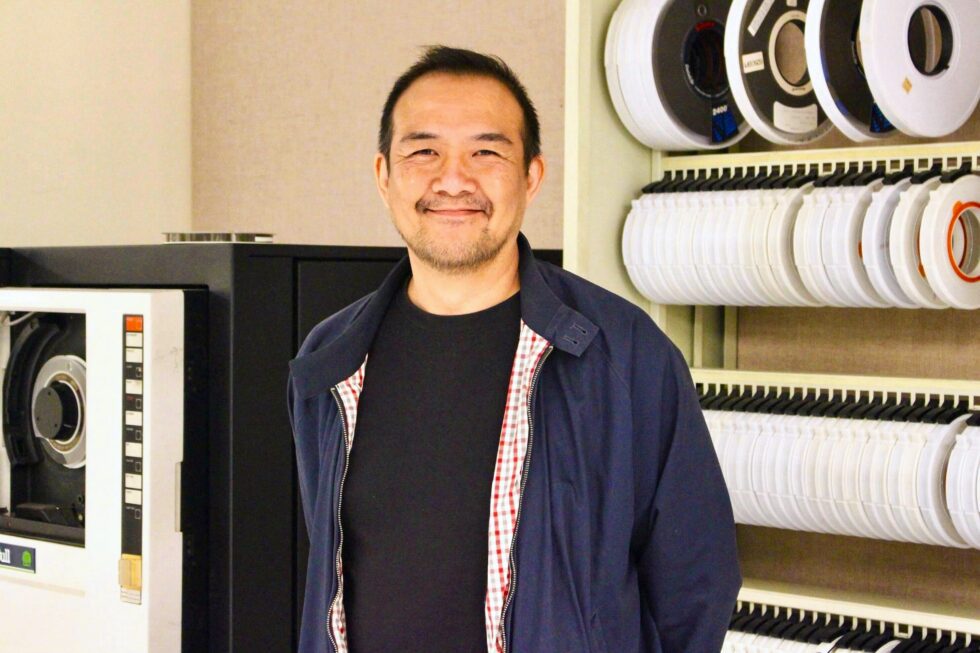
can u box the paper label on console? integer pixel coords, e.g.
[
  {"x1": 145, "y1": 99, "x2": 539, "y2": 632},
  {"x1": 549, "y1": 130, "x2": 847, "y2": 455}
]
[
  {"x1": 0, "y1": 542, "x2": 36, "y2": 573},
  {"x1": 742, "y1": 51, "x2": 765, "y2": 74},
  {"x1": 748, "y1": 0, "x2": 776, "y2": 37},
  {"x1": 773, "y1": 101, "x2": 818, "y2": 133}
]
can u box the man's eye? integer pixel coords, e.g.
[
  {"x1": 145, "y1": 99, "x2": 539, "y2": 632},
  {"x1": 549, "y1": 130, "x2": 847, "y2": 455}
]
[
  {"x1": 411, "y1": 149, "x2": 437, "y2": 157},
  {"x1": 475, "y1": 149, "x2": 500, "y2": 157}
]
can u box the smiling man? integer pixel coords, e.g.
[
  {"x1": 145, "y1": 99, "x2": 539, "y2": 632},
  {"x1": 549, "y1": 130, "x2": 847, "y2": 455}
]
[{"x1": 288, "y1": 47, "x2": 740, "y2": 653}]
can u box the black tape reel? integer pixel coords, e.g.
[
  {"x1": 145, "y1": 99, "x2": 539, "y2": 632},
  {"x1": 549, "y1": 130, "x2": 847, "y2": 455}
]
[{"x1": 725, "y1": 0, "x2": 832, "y2": 144}]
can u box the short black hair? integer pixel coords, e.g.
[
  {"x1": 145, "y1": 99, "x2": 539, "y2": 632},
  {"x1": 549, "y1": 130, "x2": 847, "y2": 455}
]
[{"x1": 378, "y1": 45, "x2": 541, "y2": 171}]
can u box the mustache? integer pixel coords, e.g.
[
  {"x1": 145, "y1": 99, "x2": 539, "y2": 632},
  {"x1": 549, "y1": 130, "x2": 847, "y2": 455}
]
[{"x1": 416, "y1": 195, "x2": 493, "y2": 215}]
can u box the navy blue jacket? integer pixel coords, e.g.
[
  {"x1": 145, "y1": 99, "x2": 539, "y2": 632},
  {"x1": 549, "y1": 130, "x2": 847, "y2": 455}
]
[{"x1": 288, "y1": 234, "x2": 740, "y2": 652}]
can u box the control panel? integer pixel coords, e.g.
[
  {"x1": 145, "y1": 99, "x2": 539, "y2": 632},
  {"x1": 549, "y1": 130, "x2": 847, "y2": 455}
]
[{"x1": 120, "y1": 314, "x2": 143, "y2": 604}]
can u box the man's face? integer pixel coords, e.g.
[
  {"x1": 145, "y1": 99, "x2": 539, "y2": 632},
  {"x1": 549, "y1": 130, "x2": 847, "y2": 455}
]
[{"x1": 374, "y1": 73, "x2": 545, "y2": 274}]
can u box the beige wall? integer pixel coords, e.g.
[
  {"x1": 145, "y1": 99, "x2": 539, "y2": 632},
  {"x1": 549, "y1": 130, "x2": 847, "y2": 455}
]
[
  {"x1": 0, "y1": 2, "x2": 192, "y2": 246},
  {"x1": 192, "y1": 1, "x2": 565, "y2": 249}
]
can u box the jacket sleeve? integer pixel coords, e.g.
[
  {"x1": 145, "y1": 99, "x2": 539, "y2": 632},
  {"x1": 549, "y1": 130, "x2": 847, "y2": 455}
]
[
  {"x1": 630, "y1": 328, "x2": 740, "y2": 652},
  {"x1": 287, "y1": 373, "x2": 318, "y2": 536}
]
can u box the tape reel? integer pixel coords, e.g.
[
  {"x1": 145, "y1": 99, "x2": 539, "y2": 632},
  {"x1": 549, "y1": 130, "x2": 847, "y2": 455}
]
[
  {"x1": 822, "y1": 183, "x2": 889, "y2": 307},
  {"x1": 947, "y1": 423, "x2": 980, "y2": 548},
  {"x1": 606, "y1": 0, "x2": 749, "y2": 150},
  {"x1": 918, "y1": 414, "x2": 971, "y2": 548},
  {"x1": 605, "y1": 1, "x2": 652, "y2": 146},
  {"x1": 725, "y1": 0, "x2": 832, "y2": 144},
  {"x1": 861, "y1": 180, "x2": 919, "y2": 308},
  {"x1": 861, "y1": 0, "x2": 980, "y2": 138},
  {"x1": 806, "y1": 0, "x2": 895, "y2": 142},
  {"x1": 889, "y1": 177, "x2": 949, "y2": 309},
  {"x1": 919, "y1": 174, "x2": 980, "y2": 310}
]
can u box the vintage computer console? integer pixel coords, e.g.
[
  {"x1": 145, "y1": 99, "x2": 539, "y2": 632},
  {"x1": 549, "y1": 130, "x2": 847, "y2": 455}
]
[{"x1": 0, "y1": 288, "x2": 207, "y2": 652}]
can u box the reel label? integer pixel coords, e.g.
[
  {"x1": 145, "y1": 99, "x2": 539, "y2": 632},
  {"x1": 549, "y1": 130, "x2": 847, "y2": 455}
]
[
  {"x1": 742, "y1": 51, "x2": 766, "y2": 74},
  {"x1": 773, "y1": 101, "x2": 818, "y2": 133},
  {"x1": 748, "y1": 0, "x2": 776, "y2": 36}
]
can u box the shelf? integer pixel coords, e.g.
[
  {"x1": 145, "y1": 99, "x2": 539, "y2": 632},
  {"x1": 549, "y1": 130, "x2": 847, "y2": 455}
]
[
  {"x1": 740, "y1": 578, "x2": 980, "y2": 637},
  {"x1": 691, "y1": 367, "x2": 980, "y2": 410},
  {"x1": 654, "y1": 140, "x2": 980, "y2": 177}
]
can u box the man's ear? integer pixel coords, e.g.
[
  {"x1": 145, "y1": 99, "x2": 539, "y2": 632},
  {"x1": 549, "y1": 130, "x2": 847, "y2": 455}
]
[
  {"x1": 374, "y1": 153, "x2": 391, "y2": 209},
  {"x1": 524, "y1": 155, "x2": 546, "y2": 205}
]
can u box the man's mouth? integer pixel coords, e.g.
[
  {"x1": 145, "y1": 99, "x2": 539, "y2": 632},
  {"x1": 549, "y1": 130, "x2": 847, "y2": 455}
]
[
  {"x1": 417, "y1": 198, "x2": 492, "y2": 218},
  {"x1": 425, "y1": 208, "x2": 485, "y2": 217}
]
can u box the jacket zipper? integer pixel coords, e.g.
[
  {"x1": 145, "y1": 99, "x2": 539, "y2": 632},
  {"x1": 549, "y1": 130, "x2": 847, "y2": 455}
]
[
  {"x1": 499, "y1": 345, "x2": 553, "y2": 653},
  {"x1": 327, "y1": 387, "x2": 352, "y2": 653}
]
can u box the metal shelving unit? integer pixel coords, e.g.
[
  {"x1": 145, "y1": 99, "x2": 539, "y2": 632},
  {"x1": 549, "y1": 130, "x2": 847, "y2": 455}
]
[{"x1": 564, "y1": 0, "x2": 980, "y2": 632}]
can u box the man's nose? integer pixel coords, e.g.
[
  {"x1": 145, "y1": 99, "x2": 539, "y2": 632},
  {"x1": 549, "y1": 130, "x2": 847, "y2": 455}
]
[{"x1": 431, "y1": 154, "x2": 477, "y2": 195}]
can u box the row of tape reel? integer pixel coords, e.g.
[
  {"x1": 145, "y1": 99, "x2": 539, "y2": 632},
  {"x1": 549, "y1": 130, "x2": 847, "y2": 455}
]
[
  {"x1": 622, "y1": 168, "x2": 980, "y2": 308},
  {"x1": 699, "y1": 389, "x2": 980, "y2": 549},
  {"x1": 607, "y1": 0, "x2": 980, "y2": 148}
]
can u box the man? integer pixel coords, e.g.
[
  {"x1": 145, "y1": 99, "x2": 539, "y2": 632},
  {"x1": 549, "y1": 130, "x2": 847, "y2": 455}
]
[{"x1": 288, "y1": 46, "x2": 739, "y2": 653}]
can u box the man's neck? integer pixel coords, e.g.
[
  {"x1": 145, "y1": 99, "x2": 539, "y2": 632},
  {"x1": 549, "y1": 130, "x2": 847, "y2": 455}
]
[{"x1": 406, "y1": 241, "x2": 520, "y2": 316}]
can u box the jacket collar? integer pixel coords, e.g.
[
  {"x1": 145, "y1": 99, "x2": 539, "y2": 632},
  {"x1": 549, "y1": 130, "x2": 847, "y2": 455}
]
[{"x1": 289, "y1": 232, "x2": 598, "y2": 399}]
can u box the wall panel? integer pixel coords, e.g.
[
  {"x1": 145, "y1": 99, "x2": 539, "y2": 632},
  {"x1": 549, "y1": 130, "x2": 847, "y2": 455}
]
[
  {"x1": 192, "y1": 1, "x2": 565, "y2": 248},
  {"x1": 0, "y1": 2, "x2": 192, "y2": 246}
]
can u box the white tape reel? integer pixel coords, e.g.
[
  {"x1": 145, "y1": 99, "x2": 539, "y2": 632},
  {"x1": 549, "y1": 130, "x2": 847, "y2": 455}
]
[
  {"x1": 822, "y1": 181, "x2": 889, "y2": 307},
  {"x1": 889, "y1": 177, "x2": 949, "y2": 309},
  {"x1": 947, "y1": 421, "x2": 980, "y2": 549},
  {"x1": 861, "y1": 0, "x2": 980, "y2": 137},
  {"x1": 606, "y1": 0, "x2": 749, "y2": 150},
  {"x1": 861, "y1": 179, "x2": 919, "y2": 308},
  {"x1": 605, "y1": 1, "x2": 651, "y2": 146},
  {"x1": 919, "y1": 174, "x2": 980, "y2": 309}
]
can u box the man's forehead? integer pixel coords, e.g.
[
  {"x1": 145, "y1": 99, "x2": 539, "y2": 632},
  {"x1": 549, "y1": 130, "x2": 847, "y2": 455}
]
[{"x1": 392, "y1": 72, "x2": 523, "y2": 137}]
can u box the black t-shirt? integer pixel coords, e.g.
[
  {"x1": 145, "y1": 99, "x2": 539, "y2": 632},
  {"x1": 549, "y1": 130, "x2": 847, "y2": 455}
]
[{"x1": 340, "y1": 281, "x2": 522, "y2": 652}]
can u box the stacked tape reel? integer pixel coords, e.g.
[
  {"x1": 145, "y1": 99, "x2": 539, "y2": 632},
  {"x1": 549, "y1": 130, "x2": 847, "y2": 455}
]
[
  {"x1": 699, "y1": 384, "x2": 980, "y2": 548},
  {"x1": 605, "y1": 0, "x2": 750, "y2": 150},
  {"x1": 607, "y1": 0, "x2": 980, "y2": 146},
  {"x1": 622, "y1": 166, "x2": 980, "y2": 309},
  {"x1": 947, "y1": 413, "x2": 980, "y2": 549}
]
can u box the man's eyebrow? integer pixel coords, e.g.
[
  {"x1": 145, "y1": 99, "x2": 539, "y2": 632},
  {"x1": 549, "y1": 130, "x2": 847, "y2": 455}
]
[
  {"x1": 399, "y1": 131, "x2": 439, "y2": 143},
  {"x1": 398, "y1": 131, "x2": 514, "y2": 145},
  {"x1": 473, "y1": 132, "x2": 513, "y2": 145}
]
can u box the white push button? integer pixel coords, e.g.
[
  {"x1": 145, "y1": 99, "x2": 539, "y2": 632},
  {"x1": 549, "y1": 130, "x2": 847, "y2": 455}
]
[
  {"x1": 125, "y1": 348, "x2": 143, "y2": 363},
  {"x1": 125, "y1": 442, "x2": 143, "y2": 458},
  {"x1": 125, "y1": 489, "x2": 142, "y2": 505},
  {"x1": 125, "y1": 411, "x2": 143, "y2": 427},
  {"x1": 125, "y1": 332, "x2": 144, "y2": 348},
  {"x1": 126, "y1": 379, "x2": 143, "y2": 395},
  {"x1": 125, "y1": 473, "x2": 142, "y2": 490}
]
